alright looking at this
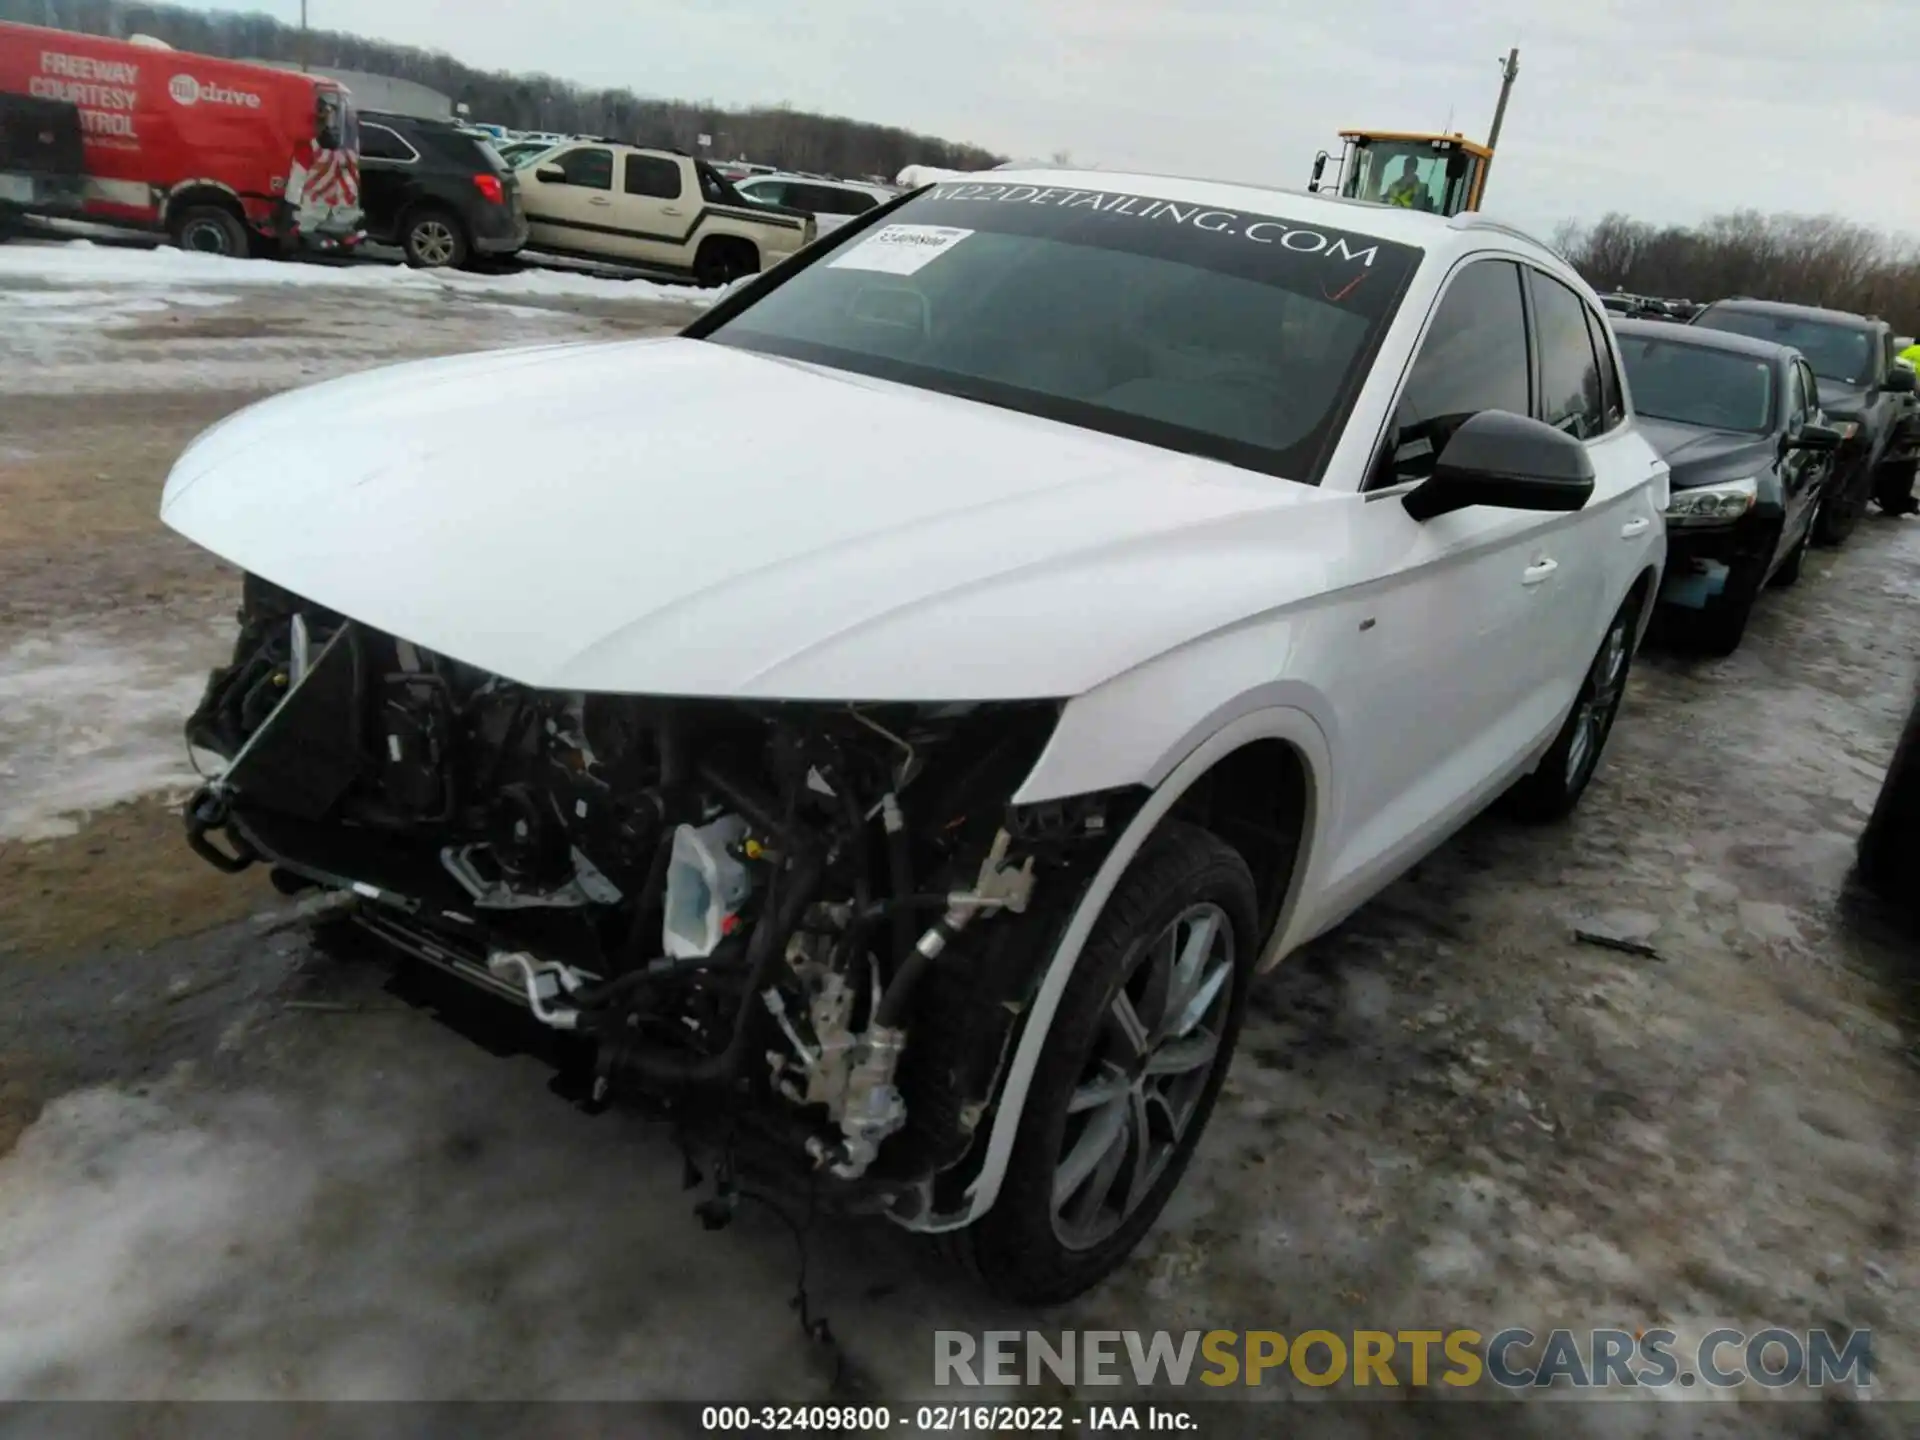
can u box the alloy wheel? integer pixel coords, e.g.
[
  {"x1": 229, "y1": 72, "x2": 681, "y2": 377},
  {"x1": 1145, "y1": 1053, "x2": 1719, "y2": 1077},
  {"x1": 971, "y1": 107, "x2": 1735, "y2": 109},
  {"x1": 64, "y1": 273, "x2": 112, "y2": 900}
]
[
  {"x1": 411, "y1": 220, "x2": 457, "y2": 267},
  {"x1": 1565, "y1": 616, "x2": 1631, "y2": 789},
  {"x1": 1050, "y1": 901, "x2": 1235, "y2": 1251}
]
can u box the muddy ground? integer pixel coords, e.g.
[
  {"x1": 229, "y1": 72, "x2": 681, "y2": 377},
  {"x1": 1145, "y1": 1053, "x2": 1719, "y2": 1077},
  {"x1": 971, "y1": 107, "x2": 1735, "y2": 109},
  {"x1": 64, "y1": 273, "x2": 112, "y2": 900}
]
[{"x1": 1, "y1": 249, "x2": 1917, "y2": 1432}]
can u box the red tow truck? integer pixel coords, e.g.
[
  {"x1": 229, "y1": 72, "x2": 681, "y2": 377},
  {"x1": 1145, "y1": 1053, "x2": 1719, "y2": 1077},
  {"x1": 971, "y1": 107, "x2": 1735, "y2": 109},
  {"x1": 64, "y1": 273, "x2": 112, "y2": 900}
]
[{"x1": 0, "y1": 21, "x2": 362, "y2": 256}]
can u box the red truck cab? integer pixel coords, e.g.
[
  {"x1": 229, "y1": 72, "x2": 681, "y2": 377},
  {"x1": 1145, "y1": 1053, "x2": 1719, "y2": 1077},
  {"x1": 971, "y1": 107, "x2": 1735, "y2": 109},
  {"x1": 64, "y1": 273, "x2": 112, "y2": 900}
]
[{"x1": 0, "y1": 22, "x2": 362, "y2": 255}]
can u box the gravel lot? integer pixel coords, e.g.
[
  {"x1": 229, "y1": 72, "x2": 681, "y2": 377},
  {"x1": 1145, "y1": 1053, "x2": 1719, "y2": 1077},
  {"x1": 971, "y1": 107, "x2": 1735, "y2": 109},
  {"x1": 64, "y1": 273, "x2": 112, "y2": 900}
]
[{"x1": 1, "y1": 242, "x2": 1916, "y2": 1433}]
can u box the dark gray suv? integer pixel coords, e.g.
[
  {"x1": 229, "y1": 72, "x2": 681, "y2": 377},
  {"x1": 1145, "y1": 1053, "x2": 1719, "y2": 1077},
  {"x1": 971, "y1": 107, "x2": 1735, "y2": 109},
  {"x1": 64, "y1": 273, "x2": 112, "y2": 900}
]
[{"x1": 1691, "y1": 298, "x2": 1919, "y2": 541}]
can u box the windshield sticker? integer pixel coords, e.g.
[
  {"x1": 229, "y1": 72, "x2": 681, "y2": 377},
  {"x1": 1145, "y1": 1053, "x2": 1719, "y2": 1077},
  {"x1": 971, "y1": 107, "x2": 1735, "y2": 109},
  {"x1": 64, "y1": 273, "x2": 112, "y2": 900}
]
[
  {"x1": 829, "y1": 223, "x2": 976, "y2": 276},
  {"x1": 925, "y1": 183, "x2": 1386, "y2": 268}
]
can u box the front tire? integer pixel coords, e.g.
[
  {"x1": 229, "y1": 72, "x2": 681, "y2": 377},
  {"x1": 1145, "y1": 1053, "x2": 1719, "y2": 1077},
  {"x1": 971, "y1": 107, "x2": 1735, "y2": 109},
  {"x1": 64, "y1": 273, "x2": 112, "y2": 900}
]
[
  {"x1": 1770, "y1": 511, "x2": 1811, "y2": 588},
  {"x1": 1502, "y1": 593, "x2": 1641, "y2": 823},
  {"x1": 1814, "y1": 466, "x2": 1865, "y2": 545},
  {"x1": 959, "y1": 822, "x2": 1258, "y2": 1305},
  {"x1": 1673, "y1": 556, "x2": 1765, "y2": 658}
]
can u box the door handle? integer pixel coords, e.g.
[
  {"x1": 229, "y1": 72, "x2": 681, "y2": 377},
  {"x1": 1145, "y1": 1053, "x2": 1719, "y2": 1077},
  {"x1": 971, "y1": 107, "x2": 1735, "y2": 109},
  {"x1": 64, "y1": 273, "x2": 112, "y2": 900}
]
[
  {"x1": 1620, "y1": 517, "x2": 1651, "y2": 538},
  {"x1": 589, "y1": 196, "x2": 611, "y2": 207},
  {"x1": 662, "y1": 206, "x2": 684, "y2": 216},
  {"x1": 1521, "y1": 558, "x2": 1559, "y2": 586}
]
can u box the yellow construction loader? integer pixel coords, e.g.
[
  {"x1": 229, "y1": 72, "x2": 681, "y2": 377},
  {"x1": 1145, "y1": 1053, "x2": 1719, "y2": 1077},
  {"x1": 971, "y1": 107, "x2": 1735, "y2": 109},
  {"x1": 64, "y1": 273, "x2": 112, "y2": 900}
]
[{"x1": 1308, "y1": 48, "x2": 1518, "y2": 217}]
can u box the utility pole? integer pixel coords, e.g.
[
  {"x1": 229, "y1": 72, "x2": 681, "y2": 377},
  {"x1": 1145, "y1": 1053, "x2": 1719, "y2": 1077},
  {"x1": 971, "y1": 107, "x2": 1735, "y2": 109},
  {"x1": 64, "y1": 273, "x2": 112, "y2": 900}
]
[
  {"x1": 1479, "y1": 47, "x2": 1519, "y2": 201},
  {"x1": 299, "y1": 0, "x2": 309, "y2": 72}
]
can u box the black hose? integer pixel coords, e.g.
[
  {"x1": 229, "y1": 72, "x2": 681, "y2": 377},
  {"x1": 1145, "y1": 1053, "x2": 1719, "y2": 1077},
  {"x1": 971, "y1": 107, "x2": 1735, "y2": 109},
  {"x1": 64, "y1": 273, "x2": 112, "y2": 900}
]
[
  {"x1": 833, "y1": 780, "x2": 878, "y2": 1022},
  {"x1": 884, "y1": 796, "x2": 915, "y2": 987},
  {"x1": 656, "y1": 707, "x2": 689, "y2": 805},
  {"x1": 617, "y1": 824, "x2": 678, "y2": 965},
  {"x1": 602, "y1": 847, "x2": 825, "y2": 1088},
  {"x1": 696, "y1": 759, "x2": 791, "y2": 844},
  {"x1": 872, "y1": 912, "x2": 963, "y2": 1030}
]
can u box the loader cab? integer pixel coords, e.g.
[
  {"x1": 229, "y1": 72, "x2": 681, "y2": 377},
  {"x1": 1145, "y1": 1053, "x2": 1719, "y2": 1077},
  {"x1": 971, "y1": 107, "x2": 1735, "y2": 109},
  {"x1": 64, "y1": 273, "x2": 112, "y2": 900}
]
[{"x1": 1315, "y1": 131, "x2": 1492, "y2": 216}]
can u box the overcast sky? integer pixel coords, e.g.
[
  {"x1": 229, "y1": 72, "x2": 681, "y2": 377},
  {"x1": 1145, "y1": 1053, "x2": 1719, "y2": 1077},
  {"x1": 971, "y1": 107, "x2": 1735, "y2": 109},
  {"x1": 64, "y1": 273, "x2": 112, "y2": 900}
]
[{"x1": 189, "y1": 0, "x2": 1920, "y2": 240}]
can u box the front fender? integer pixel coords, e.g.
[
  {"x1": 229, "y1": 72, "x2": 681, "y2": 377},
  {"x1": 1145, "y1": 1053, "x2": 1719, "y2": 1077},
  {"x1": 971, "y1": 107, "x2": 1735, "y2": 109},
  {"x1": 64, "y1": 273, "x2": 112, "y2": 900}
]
[{"x1": 901, "y1": 703, "x2": 1330, "y2": 1235}]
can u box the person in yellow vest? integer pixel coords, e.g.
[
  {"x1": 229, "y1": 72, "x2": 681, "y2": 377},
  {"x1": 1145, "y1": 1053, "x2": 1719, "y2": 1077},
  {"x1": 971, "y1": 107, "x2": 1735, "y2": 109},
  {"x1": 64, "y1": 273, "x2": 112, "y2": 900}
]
[
  {"x1": 1382, "y1": 157, "x2": 1427, "y2": 209},
  {"x1": 1901, "y1": 340, "x2": 1920, "y2": 370}
]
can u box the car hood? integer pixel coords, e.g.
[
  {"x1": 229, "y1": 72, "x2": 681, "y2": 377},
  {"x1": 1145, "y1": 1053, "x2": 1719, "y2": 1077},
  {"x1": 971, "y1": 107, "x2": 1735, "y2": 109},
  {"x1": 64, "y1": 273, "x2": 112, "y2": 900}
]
[
  {"x1": 161, "y1": 337, "x2": 1340, "y2": 701},
  {"x1": 1638, "y1": 418, "x2": 1772, "y2": 489},
  {"x1": 1816, "y1": 381, "x2": 1871, "y2": 419}
]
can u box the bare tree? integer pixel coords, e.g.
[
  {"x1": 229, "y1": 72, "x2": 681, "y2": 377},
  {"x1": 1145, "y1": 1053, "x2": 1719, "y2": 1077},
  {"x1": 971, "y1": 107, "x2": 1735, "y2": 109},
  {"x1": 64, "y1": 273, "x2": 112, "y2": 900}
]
[{"x1": 1558, "y1": 209, "x2": 1920, "y2": 333}]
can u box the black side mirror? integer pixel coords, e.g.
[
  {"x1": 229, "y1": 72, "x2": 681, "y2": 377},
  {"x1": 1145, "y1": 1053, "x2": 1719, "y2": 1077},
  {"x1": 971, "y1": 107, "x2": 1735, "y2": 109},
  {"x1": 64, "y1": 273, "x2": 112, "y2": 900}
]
[
  {"x1": 1308, "y1": 150, "x2": 1328, "y2": 191},
  {"x1": 1402, "y1": 410, "x2": 1597, "y2": 521},
  {"x1": 534, "y1": 164, "x2": 565, "y2": 184},
  {"x1": 1791, "y1": 423, "x2": 1844, "y2": 453},
  {"x1": 1883, "y1": 366, "x2": 1917, "y2": 396}
]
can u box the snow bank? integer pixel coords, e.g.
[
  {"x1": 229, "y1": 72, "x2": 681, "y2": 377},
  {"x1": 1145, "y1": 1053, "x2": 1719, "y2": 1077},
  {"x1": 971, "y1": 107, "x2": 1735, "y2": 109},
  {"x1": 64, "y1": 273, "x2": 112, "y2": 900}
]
[{"x1": 0, "y1": 240, "x2": 710, "y2": 306}]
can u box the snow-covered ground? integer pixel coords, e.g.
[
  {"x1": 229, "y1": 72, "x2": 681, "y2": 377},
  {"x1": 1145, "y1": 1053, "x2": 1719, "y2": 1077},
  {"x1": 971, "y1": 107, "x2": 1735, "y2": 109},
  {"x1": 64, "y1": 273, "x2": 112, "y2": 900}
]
[
  {"x1": 0, "y1": 239, "x2": 699, "y2": 398},
  {"x1": 0, "y1": 238, "x2": 713, "y2": 304}
]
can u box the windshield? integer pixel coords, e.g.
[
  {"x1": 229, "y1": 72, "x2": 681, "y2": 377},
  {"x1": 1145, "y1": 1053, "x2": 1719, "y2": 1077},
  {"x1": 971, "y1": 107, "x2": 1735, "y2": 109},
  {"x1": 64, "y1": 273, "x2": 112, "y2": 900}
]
[
  {"x1": 1618, "y1": 335, "x2": 1775, "y2": 434},
  {"x1": 1693, "y1": 310, "x2": 1873, "y2": 386},
  {"x1": 701, "y1": 182, "x2": 1422, "y2": 482},
  {"x1": 1344, "y1": 140, "x2": 1472, "y2": 215}
]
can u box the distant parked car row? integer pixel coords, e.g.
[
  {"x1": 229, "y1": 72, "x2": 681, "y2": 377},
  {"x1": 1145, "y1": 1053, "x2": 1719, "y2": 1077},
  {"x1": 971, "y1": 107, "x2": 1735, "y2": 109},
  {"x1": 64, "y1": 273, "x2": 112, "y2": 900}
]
[
  {"x1": 1600, "y1": 292, "x2": 1702, "y2": 322},
  {"x1": 1612, "y1": 297, "x2": 1920, "y2": 654}
]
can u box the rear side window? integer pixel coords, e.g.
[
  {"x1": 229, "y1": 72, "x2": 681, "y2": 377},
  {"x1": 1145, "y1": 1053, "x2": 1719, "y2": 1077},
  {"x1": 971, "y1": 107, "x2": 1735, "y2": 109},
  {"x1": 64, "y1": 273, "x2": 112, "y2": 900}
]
[
  {"x1": 803, "y1": 185, "x2": 875, "y2": 216},
  {"x1": 1377, "y1": 258, "x2": 1531, "y2": 487},
  {"x1": 359, "y1": 123, "x2": 415, "y2": 163},
  {"x1": 625, "y1": 155, "x2": 684, "y2": 200},
  {"x1": 422, "y1": 129, "x2": 497, "y2": 171},
  {"x1": 549, "y1": 147, "x2": 613, "y2": 190},
  {"x1": 1530, "y1": 270, "x2": 1606, "y2": 439},
  {"x1": 744, "y1": 180, "x2": 789, "y2": 207},
  {"x1": 1581, "y1": 303, "x2": 1625, "y2": 431}
]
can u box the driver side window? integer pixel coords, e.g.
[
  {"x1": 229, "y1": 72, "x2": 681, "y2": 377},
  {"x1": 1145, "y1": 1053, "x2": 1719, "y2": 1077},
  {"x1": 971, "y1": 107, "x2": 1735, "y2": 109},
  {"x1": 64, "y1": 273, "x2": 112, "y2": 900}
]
[
  {"x1": 1373, "y1": 259, "x2": 1531, "y2": 489},
  {"x1": 550, "y1": 147, "x2": 612, "y2": 190}
]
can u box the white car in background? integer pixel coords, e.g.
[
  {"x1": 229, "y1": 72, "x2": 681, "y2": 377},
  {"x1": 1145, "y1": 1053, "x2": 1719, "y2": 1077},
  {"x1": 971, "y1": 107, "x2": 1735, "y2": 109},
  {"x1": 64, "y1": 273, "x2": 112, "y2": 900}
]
[
  {"x1": 734, "y1": 173, "x2": 896, "y2": 232},
  {"x1": 159, "y1": 170, "x2": 1665, "y2": 1305}
]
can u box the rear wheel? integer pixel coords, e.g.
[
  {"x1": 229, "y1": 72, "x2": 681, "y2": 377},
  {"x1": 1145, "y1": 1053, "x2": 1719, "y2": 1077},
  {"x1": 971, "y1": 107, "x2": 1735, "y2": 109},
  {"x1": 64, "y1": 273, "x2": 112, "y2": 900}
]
[
  {"x1": 957, "y1": 822, "x2": 1258, "y2": 1305},
  {"x1": 694, "y1": 237, "x2": 757, "y2": 288},
  {"x1": 169, "y1": 204, "x2": 248, "y2": 257},
  {"x1": 403, "y1": 209, "x2": 468, "y2": 269},
  {"x1": 1502, "y1": 593, "x2": 1640, "y2": 822}
]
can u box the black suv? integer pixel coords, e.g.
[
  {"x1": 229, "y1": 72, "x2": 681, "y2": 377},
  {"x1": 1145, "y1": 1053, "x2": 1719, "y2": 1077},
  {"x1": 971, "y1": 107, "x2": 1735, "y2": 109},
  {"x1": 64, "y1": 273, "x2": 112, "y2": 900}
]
[
  {"x1": 1613, "y1": 319, "x2": 1842, "y2": 654},
  {"x1": 356, "y1": 112, "x2": 528, "y2": 269},
  {"x1": 1690, "y1": 299, "x2": 1919, "y2": 539}
]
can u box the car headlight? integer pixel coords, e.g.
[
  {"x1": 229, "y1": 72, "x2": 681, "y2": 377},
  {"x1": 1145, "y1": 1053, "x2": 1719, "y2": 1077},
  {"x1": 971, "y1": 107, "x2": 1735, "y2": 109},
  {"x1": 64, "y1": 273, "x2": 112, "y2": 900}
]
[{"x1": 1666, "y1": 477, "x2": 1758, "y2": 527}]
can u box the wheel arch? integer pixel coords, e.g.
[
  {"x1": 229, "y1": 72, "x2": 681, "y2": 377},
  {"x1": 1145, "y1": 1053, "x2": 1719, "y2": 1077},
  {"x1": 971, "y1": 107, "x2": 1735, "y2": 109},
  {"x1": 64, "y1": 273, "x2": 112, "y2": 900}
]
[
  {"x1": 695, "y1": 230, "x2": 759, "y2": 269},
  {"x1": 162, "y1": 180, "x2": 248, "y2": 230},
  {"x1": 903, "y1": 705, "x2": 1329, "y2": 1235}
]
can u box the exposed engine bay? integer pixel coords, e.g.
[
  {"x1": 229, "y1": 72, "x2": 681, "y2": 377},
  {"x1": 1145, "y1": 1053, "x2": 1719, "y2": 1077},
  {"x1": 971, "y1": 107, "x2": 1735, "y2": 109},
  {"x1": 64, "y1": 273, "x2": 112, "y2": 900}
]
[{"x1": 183, "y1": 576, "x2": 1136, "y2": 1220}]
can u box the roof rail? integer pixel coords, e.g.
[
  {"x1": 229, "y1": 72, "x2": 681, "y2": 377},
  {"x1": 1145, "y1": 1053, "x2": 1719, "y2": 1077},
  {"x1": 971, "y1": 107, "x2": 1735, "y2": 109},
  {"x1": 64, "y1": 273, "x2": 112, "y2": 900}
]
[{"x1": 1446, "y1": 210, "x2": 1545, "y2": 247}]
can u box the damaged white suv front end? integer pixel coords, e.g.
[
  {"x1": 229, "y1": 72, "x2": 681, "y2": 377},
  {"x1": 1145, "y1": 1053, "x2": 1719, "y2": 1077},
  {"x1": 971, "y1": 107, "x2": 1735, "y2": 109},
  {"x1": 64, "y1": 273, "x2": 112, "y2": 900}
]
[{"x1": 161, "y1": 170, "x2": 1663, "y2": 1303}]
